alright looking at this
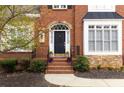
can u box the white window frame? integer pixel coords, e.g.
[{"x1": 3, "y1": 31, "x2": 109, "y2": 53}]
[
  {"x1": 83, "y1": 19, "x2": 122, "y2": 55},
  {"x1": 88, "y1": 5, "x2": 115, "y2": 12},
  {"x1": 52, "y1": 5, "x2": 67, "y2": 9}
]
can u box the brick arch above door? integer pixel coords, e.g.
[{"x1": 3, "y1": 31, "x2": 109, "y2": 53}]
[
  {"x1": 47, "y1": 21, "x2": 72, "y2": 31},
  {"x1": 48, "y1": 21, "x2": 71, "y2": 57}
]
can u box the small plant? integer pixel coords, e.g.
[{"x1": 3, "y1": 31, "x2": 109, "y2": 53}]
[
  {"x1": 97, "y1": 65, "x2": 101, "y2": 70},
  {"x1": 0, "y1": 59, "x2": 17, "y2": 73},
  {"x1": 65, "y1": 51, "x2": 69, "y2": 57},
  {"x1": 49, "y1": 51, "x2": 53, "y2": 57},
  {"x1": 48, "y1": 57, "x2": 53, "y2": 63},
  {"x1": 67, "y1": 57, "x2": 72, "y2": 64},
  {"x1": 28, "y1": 59, "x2": 46, "y2": 72},
  {"x1": 73, "y1": 56, "x2": 89, "y2": 72}
]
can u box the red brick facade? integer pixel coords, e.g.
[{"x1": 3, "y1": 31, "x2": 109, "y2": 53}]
[
  {"x1": 35, "y1": 5, "x2": 88, "y2": 58},
  {"x1": 0, "y1": 52, "x2": 32, "y2": 60},
  {"x1": 116, "y1": 5, "x2": 124, "y2": 64},
  {"x1": 0, "y1": 5, "x2": 124, "y2": 66}
]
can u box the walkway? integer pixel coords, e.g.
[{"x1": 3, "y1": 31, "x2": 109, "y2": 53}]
[{"x1": 45, "y1": 74, "x2": 124, "y2": 87}]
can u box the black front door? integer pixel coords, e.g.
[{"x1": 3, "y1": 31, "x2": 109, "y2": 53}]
[{"x1": 54, "y1": 31, "x2": 65, "y2": 53}]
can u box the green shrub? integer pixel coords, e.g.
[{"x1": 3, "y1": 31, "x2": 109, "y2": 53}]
[
  {"x1": 73, "y1": 56, "x2": 89, "y2": 72},
  {"x1": 28, "y1": 60, "x2": 46, "y2": 73},
  {"x1": 0, "y1": 59, "x2": 17, "y2": 73}
]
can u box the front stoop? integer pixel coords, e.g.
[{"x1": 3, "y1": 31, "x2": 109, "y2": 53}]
[{"x1": 46, "y1": 57, "x2": 74, "y2": 74}]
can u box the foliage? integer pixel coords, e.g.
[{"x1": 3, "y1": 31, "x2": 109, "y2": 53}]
[
  {"x1": 0, "y1": 5, "x2": 39, "y2": 52},
  {"x1": 73, "y1": 56, "x2": 89, "y2": 72},
  {"x1": 0, "y1": 58, "x2": 17, "y2": 73},
  {"x1": 3, "y1": 25, "x2": 34, "y2": 51},
  {"x1": 28, "y1": 59, "x2": 46, "y2": 72}
]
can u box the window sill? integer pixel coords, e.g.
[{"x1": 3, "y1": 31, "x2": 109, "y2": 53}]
[
  {"x1": 52, "y1": 9, "x2": 68, "y2": 11},
  {"x1": 84, "y1": 51, "x2": 122, "y2": 55}
]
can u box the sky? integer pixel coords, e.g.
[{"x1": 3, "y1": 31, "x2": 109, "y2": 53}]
[{"x1": 0, "y1": 0, "x2": 124, "y2": 5}]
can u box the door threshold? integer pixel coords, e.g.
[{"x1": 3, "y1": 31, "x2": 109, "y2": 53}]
[{"x1": 54, "y1": 54, "x2": 66, "y2": 57}]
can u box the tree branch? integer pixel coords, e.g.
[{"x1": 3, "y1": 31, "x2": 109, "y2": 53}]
[{"x1": 0, "y1": 29, "x2": 48, "y2": 54}]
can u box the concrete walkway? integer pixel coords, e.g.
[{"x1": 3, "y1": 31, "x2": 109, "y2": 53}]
[{"x1": 45, "y1": 74, "x2": 124, "y2": 87}]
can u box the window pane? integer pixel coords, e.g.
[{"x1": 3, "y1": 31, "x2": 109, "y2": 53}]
[
  {"x1": 96, "y1": 41, "x2": 103, "y2": 51},
  {"x1": 96, "y1": 30, "x2": 102, "y2": 41},
  {"x1": 104, "y1": 30, "x2": 110, "y2": 41},
  {"x1": 89, "y1": 25, "x2": 94, "y2": 29},
  {"x1": 96, "y1": 25, "x2": 102, "y2": 29},
  {"x1": 104, "y1": 41, "x2": 110, "y2": 51},
  {"x1": 89, "y1": 30, "x2": 95, "y2": 41},
  {"x1": 89, "y1": 41, "x2": 95, "y2": 51},
  {"x1": 104, "y1": 25, "x2": 110, "y2": 29},
  {"x1": 111, "y1": 25, "x2": 117, "y2": 29},
  {"x1": 54, "y1": 5, "x2": 59, "y2": 8},
  {"x1": 111, "y1": 41, "x2": 118, "y2": 51},
  {"x1": 112, "y1": 30, "x2": 118, "y2": 41},
  {"x1": 61, "y1": 5, "x2": 66, "y2": 8}
]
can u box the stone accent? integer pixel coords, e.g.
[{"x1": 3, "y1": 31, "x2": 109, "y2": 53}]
[{"x1": 86, "y1": 55, "x2": 123, "y2": 68}]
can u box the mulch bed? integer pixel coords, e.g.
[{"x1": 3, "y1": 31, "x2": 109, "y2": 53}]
[
  {"x1": 0, "y1": 72, "x2": 59, "y2": 87},
  {"x1": 75, "y1": 69, "x2": 124, "y2": 79}
]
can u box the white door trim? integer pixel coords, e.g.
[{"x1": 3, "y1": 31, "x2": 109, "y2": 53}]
[{"x1": 49, "y1": 30, "x2": 70, "y2": 57}]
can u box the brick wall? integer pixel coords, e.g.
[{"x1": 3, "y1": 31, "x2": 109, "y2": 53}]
[
  {"x1": 35, "y1": 5, "x2": 88, "y2": 58},
  {"x1": 74, "y1": 5, "x2": 88, "y2": 55},
  {"x1": 0, "y1": 52, "x2": 32, "y2": 60},
  {"x1": 116, "y1": 5, "x2": 124, "y2": 65}
]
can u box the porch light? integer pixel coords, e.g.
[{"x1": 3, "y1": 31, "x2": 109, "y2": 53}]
[{"x1": 39, "y1": 31, "x2": 45, "y2": 43}]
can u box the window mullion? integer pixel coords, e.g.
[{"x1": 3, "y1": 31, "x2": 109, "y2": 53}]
[
  {"x1": 116, "y1": 28, "x2": 118, "y2": 51},
  {"x1": 102, "y1": 27, "x2": 104, "y2": 52},
  {"x1": 95, "y1": 26, "x2": 96, "y2": 52},
  {"x1": 110, "y1": 27, "x2": 112, "y2": 51}
]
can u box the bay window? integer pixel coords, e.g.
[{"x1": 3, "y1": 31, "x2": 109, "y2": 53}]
[{"x1": 88, "y1": 25, "x2": 119, "y2": 52}]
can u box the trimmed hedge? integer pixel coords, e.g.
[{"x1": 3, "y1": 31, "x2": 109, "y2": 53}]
[
  {"x1": 28, "y1": 59, "x2": 47, "y2": 73},
  {"x1": 0, "y1": 59, "x2": 17, "y2": 73},
  {"x1": 0, "y1": 58, "x2": 47, "y2": 73},
  {"x1": 73, "y1": 56, "x2": 89, "y2": 72}
]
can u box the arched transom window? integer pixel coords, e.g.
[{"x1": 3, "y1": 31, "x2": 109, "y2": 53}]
[{"x1": 51, "y1": 24, "x2": 69, "y2": 30}]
